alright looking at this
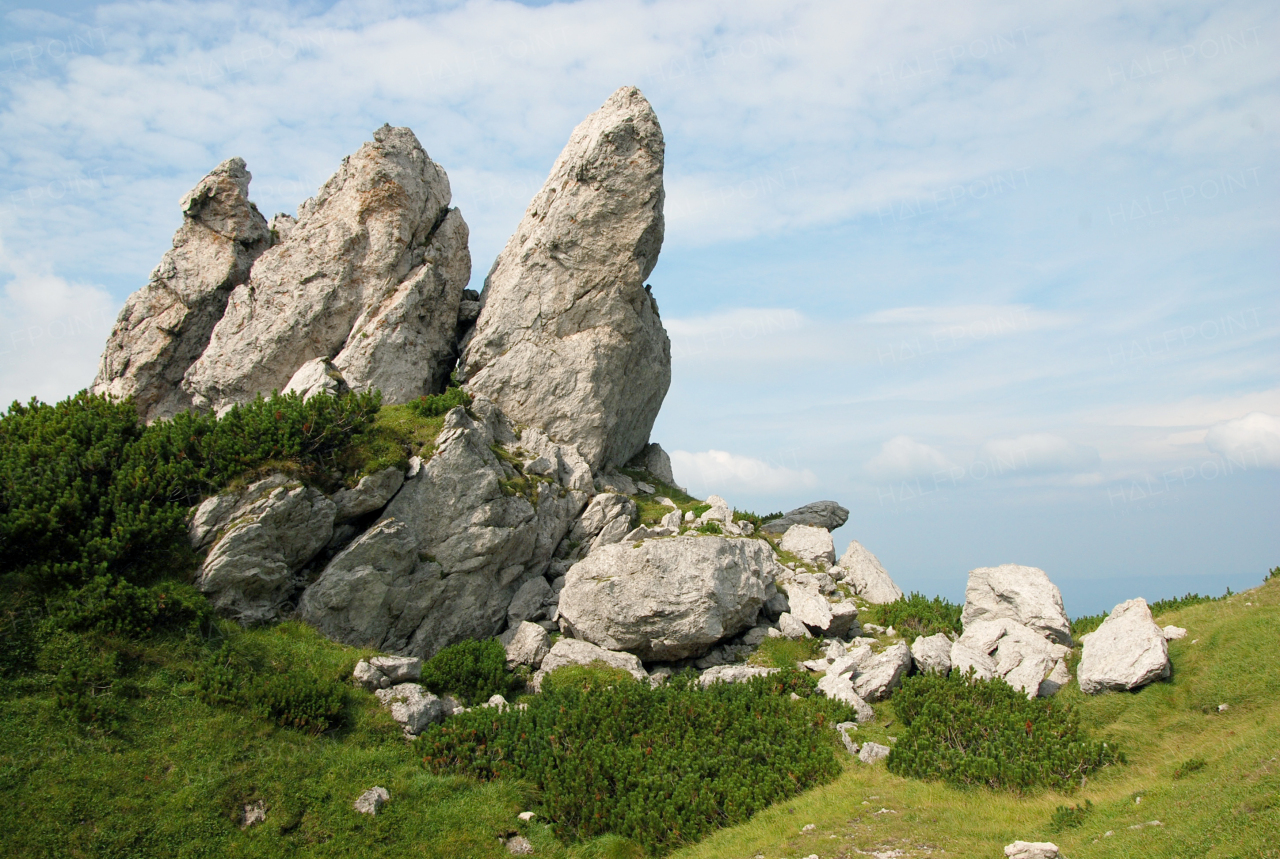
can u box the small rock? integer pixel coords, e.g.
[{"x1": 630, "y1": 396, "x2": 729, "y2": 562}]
[
  {"x1": 241, "y1": 799, "x2": 267, "y2": 828},
  {"x1": 368, "y1": 655, "x2": 422, "y2": 684},
  {"x1": 353, "y1": 659, "x2": 386, "y2": 691},
  {"x1": 1162, "y1": 625, "x2": 1187, "y2": 640},
  {"x1": 518, "y1": 811, "x2": 536, "y2": 822},
  {"x1": 1218, "y1": 703, "x2": 1229, "y2": 712},
  {"x1": 858, "y1": 742, "x2": 890, "y2": 764},
  {"x1": 506, "y1": 834, "x2": 535, "y2": 855},
  {"x1": 354, "y1": 786, "x2": 390, "y2": 815},
  {"x1": 1004, "y1": 842, "x2": 1059, "y2": 859},
  {"x1": 778, "y1": 612, "x2": 812, "y2": 639},
  {"x1": 835, "y1": 721, "x2": 859, "y2": 756}
]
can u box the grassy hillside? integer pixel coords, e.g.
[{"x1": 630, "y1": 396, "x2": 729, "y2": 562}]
[
  {"x1": 670, "y1": 577, "x2": 1280, "y2": 859},
  {"x1": 2, "y1": 577, "x2": 1275, "y2": 858}
]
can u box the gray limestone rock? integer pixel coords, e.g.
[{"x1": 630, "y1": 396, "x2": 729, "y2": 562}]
[
  {"x1": 777, "y1": 612, "x2": 811, "y2": 639},
  {"x1": 299, "y1": 401, "x2": 589, "y2": 657},
  {"x1": 94, "y1": 157, "x2": 271, "y2": 423},
  {"x1": 331, "y1": 466, "x2": 405, "y2": 523},
  {"x1": 760, "y1": 501, "x2": 850, "y2": 534},
  {"x1": 961, "y1": 564, "x2": 1073, "y2": 646},
  {"x1": 851, "y1": 643, "x2": 912, "y2": 702},
  {"x1": 186, "y1": 125, "x2": 470, "y2": 412},
  {"x1": 834, "y1": 541, "x2": 904, "y2": 604},
  {"x1": 368, "y1": 655, "x2": 422, "y2": 684},
  {"x1": 1037, "y1": 658, "x2": 1071, "y2": 697},
  {"x1": 558, "y1": 535, "x2": 780, "y2": 660},
  {"x1": 1077, "y1": 598, "x2": 1171, "y2": 695},
  {"x1": 698, "y1": 665, "x2": 778, "y2": 687},
  {"x1": 196, "y1": 475, "x2": 335, "y2": 624},
  {"x1": 507, "y1": 577, "x2": 553, "y2": 626},
  {"x1": 816, "y1": 673, "x2": 876, "y2": 721},
  {"x1": 375, "y1": 683, "x2": 443, "y2": 735},
  {"x1": 779, "y1": 524, "x2": 836, "y2": 567},
  {"x1": 951, "y1": 618, "x2": 1068, "y2": 697},
  {"x1": 354, "y1": 786, "x2": 390, "y2": 816},
  {"x1": 460, "y1": 87, "x2": 670, "y2": 471},
  {"x1": 835, "y1": 721, "x2": 859, "y2": 755},
  {"x1": 569, "y1": 493, "x2": 637, "y2": 554},
  {"x1": 628, "y1": 442, "x2": 679, "y2": 488},
  {"x1": 282, "y1": 357, "x2": 349, "y2": 401},
  {"x1": 1004, "y1": 842, "x2": 1059, "y2": 859},
  {"x1": 910, "y1": 633, "x2": 953, "y2": 675},
  {"x1": 501, "y1": 621, "x2": 551, "y2": 668},
  {"x1": 858, "y1": 742, "x2": 891, "y2": 764}
]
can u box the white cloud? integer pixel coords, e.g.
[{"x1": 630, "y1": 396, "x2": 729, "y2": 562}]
[
  {"x1": 865, "y1": 435, "x2": 953, "y2": 482},
  {"x1": 669, "y1": 448, "x2": 817, "y2": 498},
  {"x1": 0, "y1": 243, "x2": 116, "y2": 406},
  {"x1": 1205, "y1": 412, "x2": 1280, "y2": 469},
  {"x1": 976, "y1": 433, "x2": 1101, "y2": 475}
]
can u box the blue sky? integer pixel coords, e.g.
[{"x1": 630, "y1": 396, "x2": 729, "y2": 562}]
[{"x1": 1, "y1": 0, "x2": 1276, "y2": 614}]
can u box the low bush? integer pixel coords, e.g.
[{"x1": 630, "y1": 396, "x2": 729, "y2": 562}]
[
  {"x1": 1173, "y1": 756, "x2": 1208, "y2": 779},
  {"x1": 408, "y1": 386, "x2": 471, "y2": 418},
  {"x1": 194, "y1": 646, "x2": 345, "y2": 734},
  {"x1": 52, "y1": 577, "x2": 210, "y2": 638},
  {"x1": 419, "y1": 670, "x2": 842, "y2": 853},
  {"x1": 421, "y1": 638, "x2": 517, "y2": 706},
  {"x1": 869, "y1": 591, "x2": 963, "y2": 637},
  {"x1": 1048, "y1": 799, "x2": 1093, "y2": 832},
  {"x1": 887, "y1": 670, "x2": 1123, "y2": 792},
  {"x1": 696, "y1": 520, "x2": 722, "y2": 535}
]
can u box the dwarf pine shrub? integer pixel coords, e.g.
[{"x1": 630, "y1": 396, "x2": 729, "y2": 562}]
[
  {"x1": 887, "y1": 670, "x2": 1122, "y2": 792},
  {"x1": 408, "y1": 386, "x2": 471, "y2": 418},
  {"x1": 870, "y1": 591, "x2": 963, "y2": 637},
  {"x1": 419, "y1": 669, "x2": 842, "y2": 853},
  {"x1": 194, "y1": 646, "x2": 345, "y2": 734},
  {"x1": 420, "y1": 638, "x2": 517, "y2": 705}
]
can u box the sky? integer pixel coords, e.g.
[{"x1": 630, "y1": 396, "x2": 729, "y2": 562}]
[{"x1": 1, "y1": 0, "x2": 1276, "y2": 615}]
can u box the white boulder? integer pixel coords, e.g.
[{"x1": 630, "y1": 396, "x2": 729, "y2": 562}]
[
  {"x1": 851, "y1": 643, "x2": 912, "y2": 702},
  {"x1": 961, "y1": 564, "x2": 1072, "y2": 646},
  {"x1": 910, "y1": 633, "x2": 952, "y2": 675},
  {"x1": 779, "y1": 524, "x2": 836, "y2": 567},
  {"x1": 1077, "y1": 598, "x2": 1171, "y2": 695},
  {"x1": 835, "y1": 541, "x2": 903, "y2": 604}
]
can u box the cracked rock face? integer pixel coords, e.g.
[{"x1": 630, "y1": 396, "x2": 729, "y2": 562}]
[
  {"x1": 184, "y1": 125, "x2": 470, "y2": 412},
  {"x1": 460, "y1": 86, "x2": 670, "y2": 471},
  {"x1": 299, "y1": 399, "x2": 590, "y2": 658},
  {"x1": 93, "y1": 158, "x2": 271, "y2": 423}
]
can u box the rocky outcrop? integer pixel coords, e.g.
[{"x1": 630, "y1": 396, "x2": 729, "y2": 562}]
[
  {"x1": 501, "y1": 621, "x2": 551, "y2": 668},
  {"x1": 567, "y1": 492, "x2": 637, "y2": 556},
  {"x1": 951, "y1": 618, "x2": 1070, "y2": 697},
  {"x1": 557, "y1": 535, "x2": 780, "y2": 660},
  {"x1": 834, "y1": 540, "x2": 903, "y2": 604},
  {"x1": 851, "y1": 643, "x2": 912, "y2": 701},
  {"x1": 816, "y1": 673, "x2": 876, "y2": 721},
  {"x1": 760, "y1": 501, "x2": 849, "y2": 534},
  {"x1": 93, "y1": 158, "x2": 271, "y2": 422},
  {"x1": 185, "y1": 125, "x2": 470, "y2": 412},
  {"x1": 331, "y1": 466, "x2": 405, "y2": 523},
  {"x1": 779, "y1": 524, "x2": 836, "y2": 567},
  {"x1": 961, "y1": 564, "x2": 1072, "y2": 646},
  {"x1": 194, "y1": 474, "x2": 336, "y2": 624},
  {"x1": 460, "y1": 86, "x2": 669, "y2": 471},
  {"x1": 1077, "y1": 598, "x2": 1171, "y2": 694},
  {"x1": 299, "y1": 400, "x2": 590, "y2": 657},
  {"x1": 628, "y1": 442, "x2": 679, "y2": 489}
]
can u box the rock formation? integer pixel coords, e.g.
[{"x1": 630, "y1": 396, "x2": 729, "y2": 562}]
[
  {"x1": 951, "y1": 618, "x2": 1071, "y2": 698},
  {"x1": 557, "y1": 536, "x2": 780, "y2": 660},
  {"x1": 760, "y1": 501, "x2": 849, "y2": 534},
  {"x1": 460, "y1": 86, "x2": 670, "y2": 471},
  {"x1": 184, "y1": 125, "x2": 470, "y2": 412},
  {"x1": 961, "y1": 564, "x2": 1072, "y2": 646},
  {"x1": 93, "y1": 158, "x2": 271, "y2": 422},
  {"x1": 1077, "y1": 598, "x2": 1171, "y2": 694},
  {"x1": 834, "y1": 540, "x2": 903, "y2": 604},
  {"x1": 300, "y1": 399, "x2": 590, "y2": 656}
]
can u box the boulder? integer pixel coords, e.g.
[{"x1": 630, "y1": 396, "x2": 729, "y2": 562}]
[
  {"x1": 460, "y1": 86, "x2": 670, "y2": 471},
  {"x1": 93, "y1": 158, "x2": 272, "y2": 423},
  {"x1": 299, "y1": 400, "x2": 590, "y2": 657},
  {"x1": 629, "y1": 442, "x2": 679, "y2": 488},
  {"x1": 185, "y1": 125, "x2": 470, "y2": 412},
  {"x1": 834, "y1": 541, "x2": 904, "y2": 604},
  {"x1": 1037, "y1": 659, "x2": 1071, "y2": 697},
  {"x1": 1077, "y1": 598, "x2": 1171, "y2": 695},
  {"x1": 698, "y1": 665, "x2": 778, "y2": 687},
  {"x1": 827, "y1": 602, "x2": 862, "y2": 638},
  {"x1": 779, "y1": 524, "x2": 836, "y2": 567},
  {"x1": 569, "y1": 493, "x2": 637, "y2": 554},
  {"x1": 531, "y1": 638, "x2": 648, "y2": 688},
  {"x1": 196, "y1": 474, "x2": 335, "y2": 624},
  {"x1": 331, "y1": 466, "x2": 405, "y2": 522},
  {"x1": 507, "y1": 576, "x2": 553, "y2": 625},
  {"x1": 951, "y1": 619, "x2": 1068, "y2": 697},
  {"x1": 501, "y1": 621, "x2": 551, "y2": 668},
  {"x1": 815, "y1": 673, "x2": 876, "y2": 722},
  {"x1": 910, "y1": 633, "x2": 952, "y2": 675},
  {"x1": 961, "y1": 564, "x2": 1072, "y2": 646},
  {"x1": 827, "y1": 644, "x2": 874, "y2": 678},
  {"x1": 858, "y1": 742, "x2": 891, "y2": 764},
  {"x1": 368, "y1": 655, "x2": 421, "y2": 683},
  {"x1": 760, "y1": 501, "x2": 849, "y2": 534},
  {"x1": 557, "y1": 536, "x2": 779, "y2": 660},
  {"x1": 1163, "y1": 625, "x2": 1187, "y2": 640},
  {"x1": 783, "y1": 580, "x2": 833, "y2": 631},
  {"x1": 374, "y1": 683, "x2": 443, "y2": 735},
  {"x1": 835, "y1": 722, "x2": 859, "y2": 755},
  {"x1": 777, "y1": 612, "x2": 811, "y2": 639},
  {"x1": 851, "y1": 643, "x2": 912, "y2": 702},
  {"x1": 281, "y1": 357, "x2": 348, "y2": 401},
  {"x1": 353, "y1": 660, "x2": 387, "y2": 691}
]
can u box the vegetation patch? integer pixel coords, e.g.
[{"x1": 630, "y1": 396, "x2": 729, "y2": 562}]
[
  {"x1": 1048, "y1": 799, "x2": 1093, "y2": 832},
  {"x1": 862, "y1": 592, "x2": 963, "y2": 638},
  {"x1": 419, "y1": 668, "x2": 844, "y2": 853},
  {"x1": 1172, "y1": 756, "x2": 1207, "y2": 779},
  {"x1": 421, "y1": 638, "x2": 519, "y2": 706},
  {"x1": 887, "y1": 670, "x2": 1123, "y2": 793}
]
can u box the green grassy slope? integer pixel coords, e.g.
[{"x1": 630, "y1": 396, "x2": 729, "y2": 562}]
[
  {"x1": 670, "y1": 577, "x2": 1280, "y2": 859},
  {"x1": 2, "y1": 579, "x2": 1275, "y2": 859}
]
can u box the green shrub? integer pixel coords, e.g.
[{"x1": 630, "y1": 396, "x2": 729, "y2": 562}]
[
  {"x1": 52, "y1": 576, "x2": 209, "y2": 638},
  {"x1": 696, "y1": 520, "x2": 722, "y2": 535},
  {"x1": 421, "y1": 638, "x2": 517, "y2": 706},
  {"x1": 0, "y1": 390, "x2": 380, "y2": 591},
  {"x1": 869, "y1": 591, "x2": 963, "y2": 637},
  {"x1": 408, "y1": 386, "x2": 471, "y2": 418},
  {"x1": 1048, "y1": 799, "x2": 1093, "y2": 832},
  {"x1": 194, "y1": 646, "x2": 344, "y2": 733},
  {"x1": 1267, "y1": 566, "x2": 1279, "y2": 581},
  {"x1": 887, "y1": 671, "x2": 1122, "y2": 792},
  {"x1": 750, "y1": 636, "x2": 822, "y2": 669},
  {"x1": 1071, "y1": 612, "x2": 1107, "y2": 637},
  {"x1": 1173, "y1": 756, "x2": 1207, "y2": 779},
  {"x1": 419, "y1": 671, "x2": 841, "y2": 853},
  {"x1": 39, "y1": 631, "x2": 129, "y2": 730}
]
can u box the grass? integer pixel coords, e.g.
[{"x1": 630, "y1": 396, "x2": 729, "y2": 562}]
[
  {"x1": 3, "y1": 570, "x2": 1277, "y2": 858},
  {"x1": 668, "y1": 576, "x2": 1280, "y2": 859},
  {"x1": 334, "y1": 403, "x2": 449, "y2": 483}
]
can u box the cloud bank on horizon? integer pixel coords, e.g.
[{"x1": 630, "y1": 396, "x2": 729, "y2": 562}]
[{"x1": 0, "y1": 0, "x2": 1276, "y2": 611}]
